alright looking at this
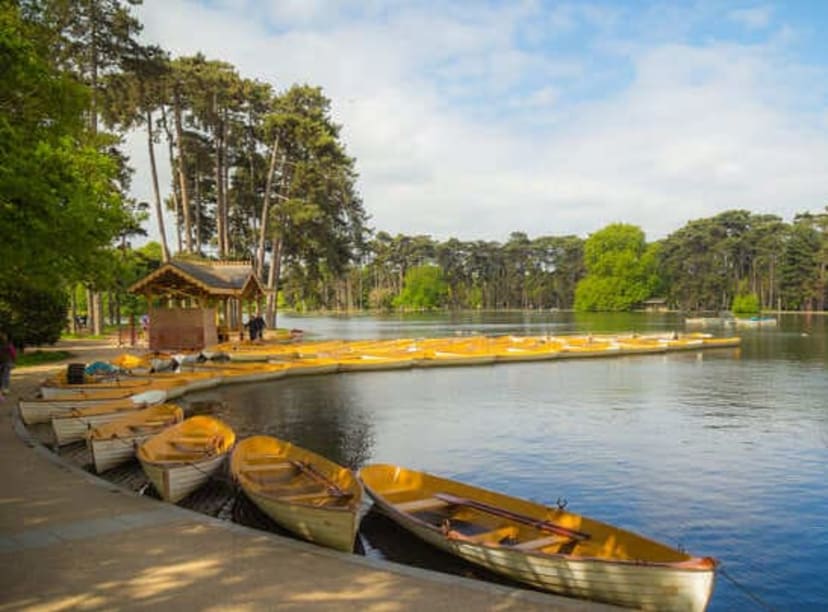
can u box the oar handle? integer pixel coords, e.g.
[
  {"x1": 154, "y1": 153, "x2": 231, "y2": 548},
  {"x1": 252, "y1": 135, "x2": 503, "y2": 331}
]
[{"x1": 435, "y1": 493, "x2": 590, "y2": 541}]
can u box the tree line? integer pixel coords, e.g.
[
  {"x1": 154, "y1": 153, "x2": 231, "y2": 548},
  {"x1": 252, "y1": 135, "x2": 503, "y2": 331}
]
[
  {"x1": 280, "y1": 210, "x2": 827, "y2": 313},
  {"x1": 2, "y1": 2, "x2": 826, "y2": 349}
]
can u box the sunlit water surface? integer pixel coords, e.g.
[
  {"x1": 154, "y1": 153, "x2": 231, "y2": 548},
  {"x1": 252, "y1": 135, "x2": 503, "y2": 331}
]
[{"x1": 185, "y1": 312, "x2": 828, "y2": 610}]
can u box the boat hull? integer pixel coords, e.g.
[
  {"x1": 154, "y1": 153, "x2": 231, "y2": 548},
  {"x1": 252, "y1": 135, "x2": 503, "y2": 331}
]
[
  {"x1": 52, "y1": 408, "x2": 142, "y2": 446},
  {"x1": 244, "y1": 488, "x2": 359, "y2": 552},
  {"x1": 89, "y1": 435, "x2": 146, "y2": 473},
  {"x1": 374, "y1": 498, "x2": 714, "y2": 610},
  {"x1": 136, "y1": 415, "x2": 235, "y2": 503},
  {"x1": 360, "y1": 465, "x2": 716, "y2": 612},
  {"x1": 231, "y1": 436, "x2": 363, "y2": 552},
  {"x1": 140, "y1": 454, "x2": 227, "y2": 503}
]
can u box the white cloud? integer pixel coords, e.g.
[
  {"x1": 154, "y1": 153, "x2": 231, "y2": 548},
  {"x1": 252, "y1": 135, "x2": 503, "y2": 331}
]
[{"x1": 128, "y1": 0, "x2": 828, "y2": 248}]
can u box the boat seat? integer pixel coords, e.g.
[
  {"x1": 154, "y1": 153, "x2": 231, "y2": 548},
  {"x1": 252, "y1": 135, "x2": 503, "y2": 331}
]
[
  {"x1": 510, "y1": 535, "x2": 570, "y2": 551},
  {"x1": 394, "y1": 497, "x2": 450, "y2": 513},
  {"x1": 169, "y1": 441, "x2": 212, "y2": 453},
  {"x1": 460, "y1": 525, "x2": 519, "y2": 544},
  {"x1": 279, "y1": 488, "x2": 331, "y2": 502},
  {"x1": 243, "y1": 462, "x2": 295, "y2": 473}
]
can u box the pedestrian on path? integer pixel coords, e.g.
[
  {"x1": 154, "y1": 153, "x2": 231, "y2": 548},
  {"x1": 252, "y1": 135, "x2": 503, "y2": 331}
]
[{"x1": 0, "y1": 331, "x2": 17, "y2": 395}]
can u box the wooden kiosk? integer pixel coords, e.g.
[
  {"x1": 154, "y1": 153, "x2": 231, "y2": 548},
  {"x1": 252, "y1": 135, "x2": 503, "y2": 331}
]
[{"x1": 128, "y1": 259, "x2": 265, "y2": 351}]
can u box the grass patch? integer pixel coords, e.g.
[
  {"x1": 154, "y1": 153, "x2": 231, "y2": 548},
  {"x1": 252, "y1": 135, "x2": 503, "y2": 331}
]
[{"x1": 17, "y1": 350, "x2": 73, "y2": 367}]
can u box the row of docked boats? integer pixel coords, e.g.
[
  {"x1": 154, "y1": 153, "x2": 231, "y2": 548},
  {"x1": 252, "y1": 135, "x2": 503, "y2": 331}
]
[
  {"x1": 212, "y1": 331, "x2": 740, "y2": 365},
  {"x1": 23, "y1": 331, "x2": 741, "y2": 436},
  {"x1": 75, "y1": 405, "x2": 717, "y2": 611},
  {"x1": 17, "y1": 334, "x2": 726, "y2": 611}
]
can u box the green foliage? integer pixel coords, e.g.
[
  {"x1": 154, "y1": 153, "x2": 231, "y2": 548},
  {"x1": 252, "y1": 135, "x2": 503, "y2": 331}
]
[
  {"x1": 394, "y1": 265, "x2": 448, "y2": 310},
  {"x1": 731, "y1": 293, "x2": 760, "y2": 314},
  {"x1": 2, "y1": 6, "x2": 125, "y2": 285},
  {"x1": 0, "y1": 284, "x2": 68, "y2": 349},
  {"x1": 780, "y1": 220, "x2": 821, "y2": 310},
  {"x1": 574, "y1": 224, "x2": 656, "y2": 311}
]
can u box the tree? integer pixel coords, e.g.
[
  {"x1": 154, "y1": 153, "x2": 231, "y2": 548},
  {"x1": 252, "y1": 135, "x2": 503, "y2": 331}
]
[
  {"x1": 102, "y1": 45, "x2": 172, "y2": 261},
  {"x1": 262, "y1": 85, "x2": 367, "y2": 325},
  {"x1": 1, "y1": 4, "x2": 132, "y2": 340},
  {"x1": 574, "y1": 224, "x2": 656, "y2": 311},
  {"x1": 780, "y1": 217, "x2": 821, "y2": 310},
  {"x1": 394, "y1": 265, "x2": 448, "y2": 310}
]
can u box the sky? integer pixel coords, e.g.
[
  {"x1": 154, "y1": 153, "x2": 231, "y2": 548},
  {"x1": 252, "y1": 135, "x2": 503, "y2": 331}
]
[{"x1": 128, "y1": 0, "x2": 828, "y2": 246}]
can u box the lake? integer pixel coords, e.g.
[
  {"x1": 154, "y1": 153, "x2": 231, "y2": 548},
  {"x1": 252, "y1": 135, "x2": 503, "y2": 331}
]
[{"x1": 185, "y1": 311, "x2": 828, "y2": 610}]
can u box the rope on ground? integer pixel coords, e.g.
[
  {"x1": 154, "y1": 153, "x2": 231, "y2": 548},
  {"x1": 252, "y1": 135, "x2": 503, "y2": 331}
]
[{"x1": 720, "y1": 566, "x2": 777, "y2": 611}]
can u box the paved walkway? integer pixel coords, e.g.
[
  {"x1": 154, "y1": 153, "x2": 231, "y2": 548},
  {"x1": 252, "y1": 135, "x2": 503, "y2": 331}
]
[{"x1": 0, "y1": 338, "x2": 616, "y2": 611}]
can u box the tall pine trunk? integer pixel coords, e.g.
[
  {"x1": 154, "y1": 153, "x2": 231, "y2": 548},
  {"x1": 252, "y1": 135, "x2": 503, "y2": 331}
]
[
  {"x1": 266, "y1": 236, "x2": 283, "y2": 328},
  {"x1": 146, "y1": 109, "x2": 170, "y2": 261},
  {"x1": 161, "y1": 105, "x2": 182, "y2": 253},
  {"x1": 173, "y1": 90, "x2": 192, "y2": 252},
  {"x1": 256, "y1": 138, "x2": 280, "y2": 278}
]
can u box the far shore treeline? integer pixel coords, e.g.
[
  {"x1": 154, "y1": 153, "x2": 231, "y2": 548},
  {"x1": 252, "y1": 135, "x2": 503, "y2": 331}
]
[{"x1": 2, "y1": 2, "x2": 827, "y2": 350}]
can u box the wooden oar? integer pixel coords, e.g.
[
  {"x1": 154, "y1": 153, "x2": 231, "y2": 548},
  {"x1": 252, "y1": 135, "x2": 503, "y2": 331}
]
[
  {"x1": 435, "y1": 493, "x2": 590, "y2": 541},
  {"x1": 290, "y1": 460, "x2": 352, "y2": 499}
]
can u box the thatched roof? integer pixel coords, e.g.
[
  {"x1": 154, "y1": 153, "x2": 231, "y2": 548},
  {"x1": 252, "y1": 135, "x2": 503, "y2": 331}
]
[{"x1": 128, "y1": 259, "x2": 265, "y2": 299}]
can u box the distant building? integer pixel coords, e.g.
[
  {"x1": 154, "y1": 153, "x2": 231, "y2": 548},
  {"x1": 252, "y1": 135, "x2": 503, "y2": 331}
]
[
  {"x1": 129, "y1": 258, "x2": 265, "y2": 350},
  {"x1": 641, "y1": 298, "x2": 668, "y2": 312}
]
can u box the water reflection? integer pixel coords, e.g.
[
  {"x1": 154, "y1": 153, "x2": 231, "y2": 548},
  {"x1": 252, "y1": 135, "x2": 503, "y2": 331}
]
[{"x1": 186, "y1": 374, "x2": 375, "y2": 469}]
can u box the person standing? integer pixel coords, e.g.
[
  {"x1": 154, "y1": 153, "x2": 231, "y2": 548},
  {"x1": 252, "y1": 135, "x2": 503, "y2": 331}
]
[
  {"x1": 250, "y1": 312, "x2": 266, "y2": 341},
  {"x1": 0, "y1": 332, "x2": 17, "y2": 395}
]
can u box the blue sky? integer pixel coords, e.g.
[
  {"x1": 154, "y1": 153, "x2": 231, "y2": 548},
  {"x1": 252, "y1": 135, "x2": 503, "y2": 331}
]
[{"x1": 130, "y1": 1, "x2": 828, "y2": 245}]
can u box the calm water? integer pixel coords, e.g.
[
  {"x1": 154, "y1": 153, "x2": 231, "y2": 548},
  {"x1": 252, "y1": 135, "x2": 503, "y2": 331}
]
[{"x1": 186, "y1": 312, "x2": 828, "y2": 611}]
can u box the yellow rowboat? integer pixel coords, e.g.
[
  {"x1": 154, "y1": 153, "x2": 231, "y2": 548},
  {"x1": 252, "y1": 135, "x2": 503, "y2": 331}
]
[
  {"x1": 492, "y1": 345, "x2": 562, "y2": 363},
  {"x1": 51, "y1": 389, "x2": 167, "y2": 446},
  {"x1": 280, "y1": 358, "x2": 340, "y2": 377},
  {"x1": 137, "y1": 416, "x2": 235, "y2": 503},
  {"x1": 184, "y1": 362, "x2": 291, "y2": 386},
  {"x1": 231, "y1": 436, "x2": 363, "y2": 552},
  {"x1": 18, "y1": 388, "x2": 158, "y2": 426},
  {"x1": 87, "y1": 404, "x2": 184, "y2": 473},
  {"x1": 337, "y1": 354, "x2": 415, "y2": 372},
  {"x1": 559, "y1": 342, "x2": 622, "y2": 358},
  {"x1": 701, "y1": 337, "x2": 741, "y2": 348},
  {"x1": 40, "y1": 376, "x2": 152, "y2": 400},
  {"x1": 418, "y1": 350, "x2": 496, "y2": 368},
  {"x1": 359, "y1": 464, "x2": 717, "y2": 611}
]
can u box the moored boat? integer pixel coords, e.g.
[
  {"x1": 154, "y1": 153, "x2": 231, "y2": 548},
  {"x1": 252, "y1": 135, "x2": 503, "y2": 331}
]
[
  {"x1": 19, "y1": 388, "x2": 158, "y2": 426},
  {"x1": 51, "y1": 389, "x2": 167, "y2": 446},
  {"x1": 359, "y1": 464, "x2": 717, "y2": 611},
  {"x1": 40, "y1": 376, "x2": 152, "y2": 400},
  {"x1": 137, "y1": 416, "x2": 235, "y2": 503},
  {"x1": 231, "y1": 436, "x2": 363, "y2": 552},
  {"x1": 87, "y1": 403, "x2": 184, "y2": 473}
]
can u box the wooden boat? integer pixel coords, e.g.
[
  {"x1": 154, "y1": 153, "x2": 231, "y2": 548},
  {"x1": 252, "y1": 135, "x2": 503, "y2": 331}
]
[
  {"x1": 359, "y1": 464, "x2": 717, "y2": 611},
  {"x1": 18, "y1": 388, "x2": 158, "y2": 426},
  {"x1": 282, "y1": 357, "x2": 340, "y2": 377},
  {"x1": 87, "y1": 404, "x2": 184, "y2": 473},
  {"x1": 137, "y1": 416, "x2": 235, "y2": 503},
  {"x1": 337, "y1": 354, "x2": 415, "y2": 372},
  {"x1": 51, "y1": 389, "x2": 167, "y2": 446},
  {"x1": 418, "y1": 350, "x2": 496, "y2": 367},
  {"x1": 40, "y1": 376, "x2": 152, "y2": 400},
  {"x1": 230, "y1": 436, "x2": 363, "y2": 552}
]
